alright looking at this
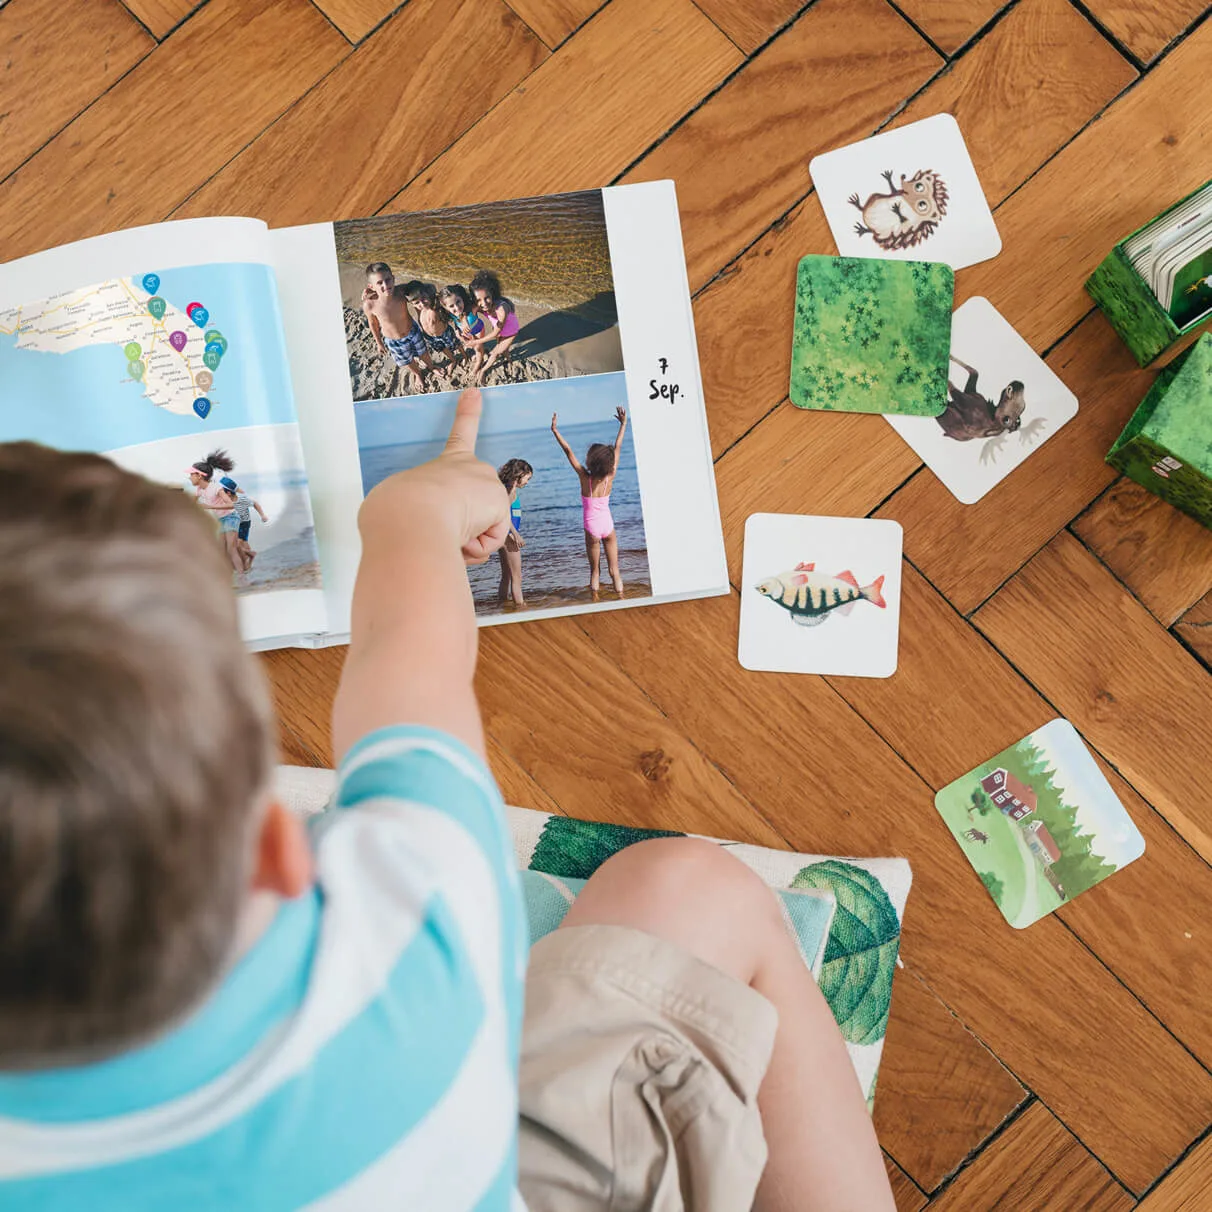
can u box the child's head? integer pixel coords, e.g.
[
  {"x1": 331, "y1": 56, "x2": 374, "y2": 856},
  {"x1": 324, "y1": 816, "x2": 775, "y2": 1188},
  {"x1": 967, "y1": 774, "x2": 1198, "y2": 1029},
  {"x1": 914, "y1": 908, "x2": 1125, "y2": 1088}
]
[
  {"x1": 187, "y1": 448, "x2": 234, "y2": 487},
  {"x1": 584, "y1": 443, "x2": 616, "y2": 480},
  {"x1": 219, "y1": 475, "x2": 240, "y2": 503},
  {"x1": 365, "y1": 262, "x2": 394, "y2": 295},
  {"x1": 0, "y1": 444, "x2": 281, "y2": 1063},
  {"x1": 470, "y1": 270, "x2": 510, "y2": 314},
  {"x1": 403, "y1": 280, "x2": 439, "y2": 311},
  {"x1": 440, "y1": 284, "x2": 472, "y2": 316},
  {"x1": 497, "y1": 458, "x2": 534, "y2": 492}
]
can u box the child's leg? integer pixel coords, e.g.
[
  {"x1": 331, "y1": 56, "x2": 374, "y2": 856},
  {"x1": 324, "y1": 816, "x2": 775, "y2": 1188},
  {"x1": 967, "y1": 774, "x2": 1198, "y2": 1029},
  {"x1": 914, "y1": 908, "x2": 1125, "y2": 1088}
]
[
  {"x1": 221, "y1": 531, "x2": 243, "y2": 573},
  {"x1": 497, "y1": 549, "x2": 511, "y2": 601},
  {"x1": 583, "y1": 531, "x2": 601, "y2": 593},
  {"x1": 558, "y1": 838, "x2": 896, "y2": 1212},
  {"x1": 480, "y1": 335, "x2": 516, "y2": 378},
  {"x1": 505, "y1": 545, "x2": 524, "y2": 605},
  {"x1": 603, "y1": 531, "x2": 624, "y2": 595}
]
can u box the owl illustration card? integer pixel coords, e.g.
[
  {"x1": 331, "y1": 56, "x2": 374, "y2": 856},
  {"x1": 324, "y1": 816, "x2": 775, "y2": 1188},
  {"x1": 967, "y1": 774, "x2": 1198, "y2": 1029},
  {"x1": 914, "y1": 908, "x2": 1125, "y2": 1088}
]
[
  {"x1": 884, "y1": 297, "x2": 1079, "y2": 503},
  {"x1": 810, "y1": 114, "x2": 1001, "y2": 271},
  {"x1": 789, "y1": 255, "x2": 952, "y2": 415},
  {"x1": 739, "y1": 513, "x2": 902, "y2": 678}
]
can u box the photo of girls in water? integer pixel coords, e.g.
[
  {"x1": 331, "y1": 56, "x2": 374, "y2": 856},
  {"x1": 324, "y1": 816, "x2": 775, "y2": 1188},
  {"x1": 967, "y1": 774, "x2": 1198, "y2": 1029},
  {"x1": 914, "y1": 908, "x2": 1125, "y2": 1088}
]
[
  {"x1": 355, "y1": 375, "x2": 651, "y2": 617},
  {"x1": 335, "y1": 190, "x2": 623, "y2": 401}
]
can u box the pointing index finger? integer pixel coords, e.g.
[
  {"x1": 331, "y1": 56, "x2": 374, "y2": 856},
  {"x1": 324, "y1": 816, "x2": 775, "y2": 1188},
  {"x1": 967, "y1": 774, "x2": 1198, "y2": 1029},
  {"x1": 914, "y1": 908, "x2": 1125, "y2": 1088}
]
[{"x1": 445, "y1": 388, "x2": 482, "y2": 455}]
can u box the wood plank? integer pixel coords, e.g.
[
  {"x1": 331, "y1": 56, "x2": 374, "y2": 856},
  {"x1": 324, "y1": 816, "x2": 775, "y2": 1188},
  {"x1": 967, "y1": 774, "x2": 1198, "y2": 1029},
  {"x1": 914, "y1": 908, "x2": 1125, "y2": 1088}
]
[
  {"x1": 886, "y1": 1153, "x2": 928, "y2": 1212},
  {"x1": 118, "y1": 0, "x2": 201, "y2": 39},
  {"x1": 177, "y1": 0, "x2": 547, "y2": 225},
  {"x1": 0, "y1": 0, "x2": 348, "y2": 259},
  {"x1": 974, "y1": 533, "x2": 1212, "y2": 864},
  {"x1": 925, "y1": 1102, "x2": 1135, "y2": 1211},
  {"x1": 1174, "y1": 591, "x2": 1212, "y2": 669},
  {"x1": 714, "y1": 405, "x2": 919, "y2": 584},
  {"x1": 691, "y1": 0, "x2": 1134, "y2": 459},
  {"x1": 309, "y1": 0, "x2": 397, "y2": 43},
  {"x1": 1083, "y1": 0, "x2": 1207, "y2": 63},
  {"x1": 385, "y1": 0, "x2": 743, "y2": 212},
  {"x1": 691, "y1": 0, "x2": 804, "y2": 53},
  {"x1": 0, "y1": 0, "x2": 152, "y2": 182},
  {"x1": 956, "y1": 17, "x2": 1212, "y2": 352},
  {"x1": 1137, "y1": 1133, "x2": 1212, "y2": 1210},
  {"x1": 621, "y1": 0, "x2": 940, "y2": 290},
  {"x1": 877, "y1": 311, "x2": 1147, "y2": 614},
  {"x1": 502, "y1": 0, "x2": 604, "y2": 48},
  {"x1": 578, "y1": 591, "x2": 1212, "y2": 1192},
  {"x1": 833, "y1": 561, "x2": 1212, "y2": 1069},
  {"x1": 1072, "y1": 478, "x2": 1212, "y2": 625},
  {"x1": 892, "y1": 0, "x2": 1003, "y2": 55},
  {"x1": 876, "y1": 967, "x2": 1027, "y2": 1191}
]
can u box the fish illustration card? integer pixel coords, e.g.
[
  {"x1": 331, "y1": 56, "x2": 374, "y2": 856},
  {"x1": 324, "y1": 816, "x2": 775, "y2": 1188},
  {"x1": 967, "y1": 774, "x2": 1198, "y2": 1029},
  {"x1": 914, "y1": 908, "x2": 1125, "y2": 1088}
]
[
  {"x1": 884, "y1": 297, "x2": 1079, "y2": 503},
  {"x1": 810, "y1": 114, "x2": 1001, "y2": 271},
  {"x1": 739, "y1": 513, "x2": 903, "y2": 678},
  {"x1": 935, "y1": 719, "x2": 1145, "y2": 929},
  {"x1": 790, "y1": 255, "x2": 952, "y2": 415}
]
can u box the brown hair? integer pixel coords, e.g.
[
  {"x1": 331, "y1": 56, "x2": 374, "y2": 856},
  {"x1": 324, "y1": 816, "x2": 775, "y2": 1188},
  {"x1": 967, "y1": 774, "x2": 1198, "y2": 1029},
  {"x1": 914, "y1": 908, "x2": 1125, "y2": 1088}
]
[
  {"x1": 497, "y1": 458, "x2": 533, "y2": 492},
  {"x1": 190, "y1": 449, "x2": 234, "y2": 481},
  {"x1": 0, "y1": 444, "x2": 274, "y2": 1063},
  {"x1": 585, "y1": 443, "x2": 615, "y2": 480},
  {"x1": 365, "y1": 262, "x2": 392, "y2": 278}
]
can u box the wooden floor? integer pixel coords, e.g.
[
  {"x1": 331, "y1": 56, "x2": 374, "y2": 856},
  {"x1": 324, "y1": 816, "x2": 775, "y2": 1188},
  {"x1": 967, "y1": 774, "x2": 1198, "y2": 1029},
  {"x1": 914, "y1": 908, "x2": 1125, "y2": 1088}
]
[{"x1": 4, "y1": 0, "x2": 1211, "y2": 1205}]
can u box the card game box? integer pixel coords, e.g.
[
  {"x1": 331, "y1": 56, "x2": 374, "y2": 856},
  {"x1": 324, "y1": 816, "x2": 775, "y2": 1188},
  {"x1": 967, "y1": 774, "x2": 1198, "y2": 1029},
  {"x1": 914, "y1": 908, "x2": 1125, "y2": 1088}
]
[
  {"x1": 1106, "y1": 332, "x2": 1212, "y2": 529},
  {"x1": 1086, "y1": 178, "x2": 1212, "y2": 368}
]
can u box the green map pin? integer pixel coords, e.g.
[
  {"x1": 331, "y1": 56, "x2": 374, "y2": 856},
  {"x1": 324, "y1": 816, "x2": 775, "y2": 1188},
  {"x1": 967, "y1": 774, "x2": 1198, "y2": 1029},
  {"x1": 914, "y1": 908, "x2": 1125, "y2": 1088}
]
[
  {"x1": 128, "y1": 360, "x2": 145, "y2": 380},
  {"x1": 124, "y1": 341, "x2": 142, "y2": 361},
  {"x1": 203, "y1": 348, "x2": 221, "y2": 372},
  {"x1": 148, "y1": 297, "x2": 166, "y2": 321},
  {"x1": 204, "y1": 331, "x2": 227, "y2": 354}
]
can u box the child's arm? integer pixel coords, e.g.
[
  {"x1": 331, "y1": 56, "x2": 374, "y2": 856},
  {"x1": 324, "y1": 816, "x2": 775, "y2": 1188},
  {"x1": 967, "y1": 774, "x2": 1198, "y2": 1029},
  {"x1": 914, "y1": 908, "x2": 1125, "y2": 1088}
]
[
  {"x1": 332, "y1": 390, "x2": 509, "y2": 764},
  {"x1": 612, "y1": 405, "x2": 628, "y2": 456},
  {"x1": 362, "y1": 292, "x2": 388, "y2": 355},
  {"x1": 252, "y1": 498, "x2": 268, "y2": 522},
  {"x1": 551, "y1": 412, "x2": 584, "y2": 473}
]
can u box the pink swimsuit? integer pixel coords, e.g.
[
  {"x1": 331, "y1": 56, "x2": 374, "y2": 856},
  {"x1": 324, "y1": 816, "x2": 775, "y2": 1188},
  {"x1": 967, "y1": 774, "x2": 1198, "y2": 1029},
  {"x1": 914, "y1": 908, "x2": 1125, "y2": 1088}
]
[{"x1": 582, "y1": 494, "x2": 614, "y2": 540}]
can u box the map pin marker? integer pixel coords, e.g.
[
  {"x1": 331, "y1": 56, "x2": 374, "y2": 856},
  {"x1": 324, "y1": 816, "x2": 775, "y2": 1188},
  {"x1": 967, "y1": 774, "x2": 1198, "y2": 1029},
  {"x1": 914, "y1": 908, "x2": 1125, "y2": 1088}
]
[
  {"x1": 193, "y1": 397, "x2": 212, "y2": 419},
  {"x1": 124, "y1": 341, "x2": 142, "y2": 361},
  {"x1": 170, "y1": 331, "x2": 187, "y2": 352},
  {"x1": 142, "y1": 273, "x2": 160, "y2": 295},
  {"x1": 186, "y1": 302, "x2": 202, "y2": 318},
  {"x1": 196, "y1": 370, "x2": 213, "y2": 391},
  {"x1": 204, "y1": 330, "x2": 227, "y2": 354},
  {"x1": 203, "y1": 348, "x2": 221, "y2": 371},
  {"x1": 191, "y1": 307, "x2": 209, "y2": 328},
  {"x1": 148, "y1": 297, "x2": 166, "y2": 321},
  {"x1": 128, "y1": 361, "x2": 145, "y2": 380}
]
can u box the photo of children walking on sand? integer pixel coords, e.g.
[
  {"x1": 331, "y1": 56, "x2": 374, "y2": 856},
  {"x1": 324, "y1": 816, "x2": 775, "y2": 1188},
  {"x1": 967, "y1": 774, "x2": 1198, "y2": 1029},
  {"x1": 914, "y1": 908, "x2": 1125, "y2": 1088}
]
[
  {"x1": 355, "y1": 374, "x2": 650, "y2": 618},
  {"x1": 335, "y1": 190, "x2": 623, "y2": 401}
]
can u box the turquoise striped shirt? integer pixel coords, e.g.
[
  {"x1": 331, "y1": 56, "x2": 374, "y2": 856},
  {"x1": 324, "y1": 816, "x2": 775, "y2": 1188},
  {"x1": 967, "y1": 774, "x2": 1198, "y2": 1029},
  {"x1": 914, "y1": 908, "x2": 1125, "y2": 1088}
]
[{"x1": 0, "y1": 726, "x2": 528, "y2": 1209}]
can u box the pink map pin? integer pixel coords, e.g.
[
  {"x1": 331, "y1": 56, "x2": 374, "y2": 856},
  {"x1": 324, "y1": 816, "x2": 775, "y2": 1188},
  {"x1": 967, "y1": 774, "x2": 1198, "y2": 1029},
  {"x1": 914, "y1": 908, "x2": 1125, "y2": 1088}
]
[
  {"x1": 169, "y1": 331, "x2": 187, "y2": 352},
  {"x1": 186, "y1": 302, "x2": 203, "y2": 318}
]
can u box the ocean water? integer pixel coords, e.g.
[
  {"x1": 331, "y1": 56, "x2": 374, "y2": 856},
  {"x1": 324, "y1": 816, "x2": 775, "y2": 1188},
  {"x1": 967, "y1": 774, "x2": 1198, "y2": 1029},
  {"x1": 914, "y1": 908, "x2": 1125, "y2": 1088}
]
[
  {"x1": 360, "y1": 420, "x2": 651, "y2": 615},
  {"x1": 334, "y1": 191, "x2": 616, "y2": 315}
]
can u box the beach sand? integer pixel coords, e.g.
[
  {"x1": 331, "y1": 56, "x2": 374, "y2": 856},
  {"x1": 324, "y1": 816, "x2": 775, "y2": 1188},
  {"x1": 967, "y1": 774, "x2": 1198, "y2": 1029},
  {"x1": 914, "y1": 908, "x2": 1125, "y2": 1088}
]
[{"x1": 339, "y1": 263, "x2": 622, "y2": 400}]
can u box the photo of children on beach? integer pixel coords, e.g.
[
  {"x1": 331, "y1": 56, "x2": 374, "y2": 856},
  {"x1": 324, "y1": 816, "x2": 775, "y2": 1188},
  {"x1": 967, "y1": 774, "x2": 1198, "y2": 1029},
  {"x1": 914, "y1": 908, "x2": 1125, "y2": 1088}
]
[
  {"x1": 356, "y1": 374, "x2": 650, "y2": 617},
  {"x1": 335, "y1": 190, "x2": 623, "y2": 400}
]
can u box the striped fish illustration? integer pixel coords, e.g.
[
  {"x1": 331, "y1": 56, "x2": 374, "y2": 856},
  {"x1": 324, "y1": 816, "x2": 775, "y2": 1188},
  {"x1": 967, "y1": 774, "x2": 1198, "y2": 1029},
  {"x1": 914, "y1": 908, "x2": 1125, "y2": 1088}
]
[{"x1": 755, "y1": 562, "x2": 886, "y2": 626}]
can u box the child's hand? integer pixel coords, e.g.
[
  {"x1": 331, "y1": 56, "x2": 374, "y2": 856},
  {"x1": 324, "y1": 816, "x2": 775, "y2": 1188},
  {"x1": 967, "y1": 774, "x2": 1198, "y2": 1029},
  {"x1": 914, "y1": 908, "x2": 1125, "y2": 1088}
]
[
  {"x1": 615, "y1": 406, "x2": 627, "y2": 424},
  {"x1": 551, "y1": 413, "x2": 559, "y2": 432},
  {"x1": 360, "y1": 389, "x2": 509, "y2": 565}
]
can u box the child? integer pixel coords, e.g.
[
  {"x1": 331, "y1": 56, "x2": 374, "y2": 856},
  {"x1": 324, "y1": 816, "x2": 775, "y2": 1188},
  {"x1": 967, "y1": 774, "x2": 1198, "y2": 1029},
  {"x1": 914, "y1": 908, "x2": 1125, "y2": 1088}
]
[
  {"x1": 496, "y1": 457, "x2": 533, "y2": 606},
  {"x1": 213, "y1": 476, "x2": 247, "y2": 573},
  {"x1": 469, "y1": 269, "x2": 520, "y2": 384},
  {"x1": 362, "y1": 261, "x2": 434, "y2": 391},
  {"x1": 403, "y1": 280, "x2": 464, "y2": 366},
  {"x1": 186, "y1": 448, "x2": 234, "y2": 508},
  {"x1": 0, "y1": 398, "x2": 894, "y2": 1211},
  {"x1": 222, "y1": 475, "x2": 269, "y2": 571},
  {"x1": 551, "y1": 405, "x2": 628, "y2": 596},
  {"x1": 440, "y1": 283, "x2": 487, "y2": 381}
]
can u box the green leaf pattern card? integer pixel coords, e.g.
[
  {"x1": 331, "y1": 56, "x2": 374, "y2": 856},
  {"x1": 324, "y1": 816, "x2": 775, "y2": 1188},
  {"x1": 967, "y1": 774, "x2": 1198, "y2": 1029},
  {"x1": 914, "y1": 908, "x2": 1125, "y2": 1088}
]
[{"x1": 789, "y1": 255, "x2": 953, "y2": 415}]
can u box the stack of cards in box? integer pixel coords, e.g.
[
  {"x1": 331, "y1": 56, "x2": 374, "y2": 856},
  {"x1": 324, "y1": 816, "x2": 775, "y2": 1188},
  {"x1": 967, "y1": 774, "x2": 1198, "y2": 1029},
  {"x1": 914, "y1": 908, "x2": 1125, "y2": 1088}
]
[{"x1": 1123, "y1": 180, "x2": 1212, "y2": 330}]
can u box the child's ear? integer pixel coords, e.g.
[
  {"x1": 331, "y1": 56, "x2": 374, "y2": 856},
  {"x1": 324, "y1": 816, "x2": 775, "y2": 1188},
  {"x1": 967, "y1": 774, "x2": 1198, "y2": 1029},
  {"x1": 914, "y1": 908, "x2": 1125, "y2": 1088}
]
[{"x1": 251, "y1": 799, "x2": 314, "y2": 899}]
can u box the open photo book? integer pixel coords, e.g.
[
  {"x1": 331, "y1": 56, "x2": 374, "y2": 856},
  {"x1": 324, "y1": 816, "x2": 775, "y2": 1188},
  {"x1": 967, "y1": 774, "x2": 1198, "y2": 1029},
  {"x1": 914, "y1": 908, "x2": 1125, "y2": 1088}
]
[{"x1": 0, "y1": 182, "x2": 727, "y2": 650}]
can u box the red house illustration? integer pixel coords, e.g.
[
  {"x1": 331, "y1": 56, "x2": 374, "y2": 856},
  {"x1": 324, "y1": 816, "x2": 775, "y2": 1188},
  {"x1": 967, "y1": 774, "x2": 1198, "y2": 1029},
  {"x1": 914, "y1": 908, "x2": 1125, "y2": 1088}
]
[
  {"x1": 980, "y1": 769, "x2": 1037, "y2": 821},
  {"x1": 1024, "y1": 820, "x2": 1062, "y2": 867}
]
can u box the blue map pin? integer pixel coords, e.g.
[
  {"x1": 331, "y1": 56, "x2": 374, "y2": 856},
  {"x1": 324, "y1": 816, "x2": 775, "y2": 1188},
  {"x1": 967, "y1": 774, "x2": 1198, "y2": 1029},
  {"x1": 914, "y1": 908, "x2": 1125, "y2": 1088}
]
[
  {"x1": 204, "y1": 341, "x2": 224, "y2": 359},
  {"x1": 193, "y1": 397, "x2": 212, "y2": 419},
  {"x1": 142, "y1": 273, "x2": 160, "y2": 294},
  {"x1": 204, "y1": 330, "x2": 228, "y2": 354},
  {"x1": 191, "y1": 306, "x2": 209, "y2": 328}
]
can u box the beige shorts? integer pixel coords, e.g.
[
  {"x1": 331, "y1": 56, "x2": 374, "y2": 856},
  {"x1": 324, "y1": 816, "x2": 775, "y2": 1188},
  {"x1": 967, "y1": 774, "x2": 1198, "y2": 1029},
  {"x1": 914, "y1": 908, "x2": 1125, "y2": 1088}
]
[{"x1": 518, "y1": 924, "x2": 779, "y2": 1212}]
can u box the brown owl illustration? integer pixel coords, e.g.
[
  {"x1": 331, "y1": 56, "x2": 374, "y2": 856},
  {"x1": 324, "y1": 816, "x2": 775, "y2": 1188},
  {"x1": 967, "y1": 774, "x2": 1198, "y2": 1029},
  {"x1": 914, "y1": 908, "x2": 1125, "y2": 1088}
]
[{"x1": 848, "y1": 169, "x2": 948, "y2": 250}]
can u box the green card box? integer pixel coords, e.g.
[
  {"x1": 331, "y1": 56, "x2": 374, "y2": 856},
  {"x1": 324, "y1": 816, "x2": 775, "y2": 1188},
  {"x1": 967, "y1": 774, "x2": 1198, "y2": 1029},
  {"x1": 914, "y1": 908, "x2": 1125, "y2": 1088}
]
[
  {"x1": 1106, "y1": 333, "x2": 1212, "y2": 529},
  {"x1": 1086, "y1": 178, "x2": 1212, "y2": 368},
  {"x1": 790, "y1": 255, "x2": 953, "y2": 415}
]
